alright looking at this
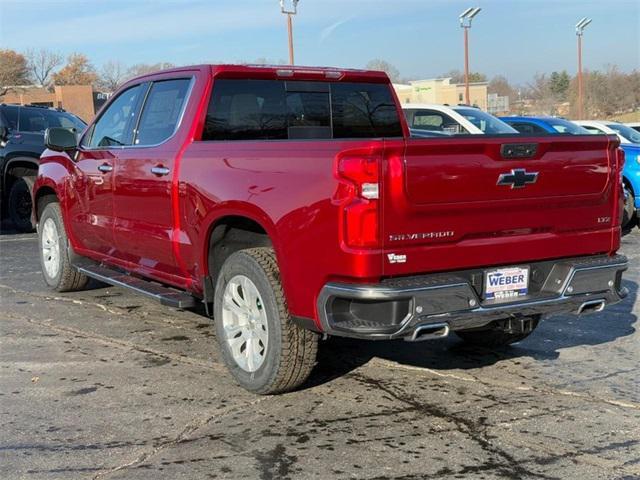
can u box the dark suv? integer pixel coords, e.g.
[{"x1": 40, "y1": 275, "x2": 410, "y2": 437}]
[{"x1": 0, "y1": 104, "x2": 86, "y2": 232}]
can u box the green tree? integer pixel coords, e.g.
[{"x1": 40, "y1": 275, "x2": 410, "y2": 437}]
[
  {"x1": 549, "y1": 70, "x2": 570, "y2": 100},
  {"x1": 444, "y1": 69, "x2": 487, "y2": 84}
]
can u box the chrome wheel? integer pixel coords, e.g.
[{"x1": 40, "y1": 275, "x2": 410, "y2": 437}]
[
  {"x1": 221, "y1": 275, "x2": 268, "y2": 372},
  {"x1": 41, "y1": 218, "x2": 60, "y2": 279}
]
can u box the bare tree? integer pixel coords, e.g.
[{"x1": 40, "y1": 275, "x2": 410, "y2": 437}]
[
  {"x1": 98, "y1": 60, "x2": 128, "y2": 92},
  {"x1": 0, "y1": 49, "x2": 30, "y2": 98},
  {"x1": 366, "y1": 59, "x2": 401, "y2": 83},
  {"x1": 126, "y1": 62, "x2": 175, "y2": 80},
  {"x1": 26, "y1": 48, "x2": 63, "y2": 88}
]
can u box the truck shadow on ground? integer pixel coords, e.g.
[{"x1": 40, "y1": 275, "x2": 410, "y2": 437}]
[{"x1": 305, "y1": 279, "x2": 638, "y2": 389}]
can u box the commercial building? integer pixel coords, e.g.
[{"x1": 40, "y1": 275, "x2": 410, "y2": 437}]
[{"x1": 393, "y1": 78, "x2": 488, "y2": 110}]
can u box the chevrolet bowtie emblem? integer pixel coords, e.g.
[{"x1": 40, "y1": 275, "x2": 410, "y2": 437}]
[{"x1": 497, "y1": 169, "x2": 538, "y2": 189}]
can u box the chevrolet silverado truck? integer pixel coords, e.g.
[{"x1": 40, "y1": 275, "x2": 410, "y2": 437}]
[{"x1": 34, "y1": 64, "x2": 628, "y2": 394}]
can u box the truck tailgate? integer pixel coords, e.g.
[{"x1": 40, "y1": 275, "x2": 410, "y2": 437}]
[{"x1": 382, "y1": 135, "x2": 621, "y2": 276}]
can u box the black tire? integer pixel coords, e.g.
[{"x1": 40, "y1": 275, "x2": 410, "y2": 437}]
[
  {"x1": 38, "y1": 202, "x2": 89, "y2": 292},
  {"x1": 622, "y1": 186, "x2": 636, "y2": 231},
  {"x1": 213, "y1": 247, "x2": 318, "y2": 395},
  {"x1": 8, "y1": 176, "x2": 36, "y2": 232},
  {"x1": 455, "y1": 316, "x2": 540, "y2": 347}
]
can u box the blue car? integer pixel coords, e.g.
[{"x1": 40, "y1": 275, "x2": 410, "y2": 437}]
[
  {"x1": 502, "y1": 116, "x2": 640, "y2": 230},
  {"x1": 499, "y1": 116, "x2": 590, "y2": 135}
]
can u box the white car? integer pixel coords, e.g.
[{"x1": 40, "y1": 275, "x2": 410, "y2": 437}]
[
  {"x1": 574, "y1": 120, "x2": 640, "y2": 145},
  {"x1": 402, "y1": 104, "x2": 517, "y2": 137}
]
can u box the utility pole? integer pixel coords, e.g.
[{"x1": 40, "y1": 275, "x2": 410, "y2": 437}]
[
  {"x1": 280, "y1": 0, "x2": 300, "y2": 65},
  {"x1": 575, "y1": 17, "x2": 592, "y2": 119},
  {"x1": 459, "y1": 7, "x2": 481, "y2": 105}
]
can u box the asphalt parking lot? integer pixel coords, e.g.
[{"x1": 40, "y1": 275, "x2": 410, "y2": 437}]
[{"x1": 1, "y1": 227, "x2": 639, "y2": 480}]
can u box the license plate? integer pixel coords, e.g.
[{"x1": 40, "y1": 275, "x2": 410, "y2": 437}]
[{"x1": 484, "y1": 266, "x2": 529, "y2": 301}]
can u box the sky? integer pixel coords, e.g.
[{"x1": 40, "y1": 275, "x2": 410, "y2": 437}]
[{"x1": 1, "y1": 0, "x2": 638, "y2": 84}]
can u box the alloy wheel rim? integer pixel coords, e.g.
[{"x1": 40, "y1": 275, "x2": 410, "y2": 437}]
[
  {"x1": 41, "y1": 218, "x2": 60, "y2": 279},
  {"x1": 221, "y1": 275, "x2": 269, "y2": 373}
]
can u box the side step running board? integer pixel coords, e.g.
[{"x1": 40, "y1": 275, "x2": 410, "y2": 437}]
[{"x1": 75, "y1": 264, "x2": 196, "y2": 309}]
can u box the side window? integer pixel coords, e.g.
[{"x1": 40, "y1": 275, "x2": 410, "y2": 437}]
[
  {"x1": 511, "y1": 122, "x2": 546, "y2": 134},
  {"x1": 85, "y1": 84, "x2": 144, "y2": 148},
  {"x1": 583, "y1": 126, "x2": 604, "y2": 134},
  {"x1": 203, "y1": 79, "x2": 287, "y2": 141},
  {"x1": 412, "y1": 110, "x2": 467, "y2": 134},
  {"x1": 135, "y1": 79, "x2": 191, "y2": 146},
  {"x1": 19, "y1": 109, "x2": 48, "y2": 133},
  {"x1": 3, "y1": 106, "x2": 19, "y2": 130}
]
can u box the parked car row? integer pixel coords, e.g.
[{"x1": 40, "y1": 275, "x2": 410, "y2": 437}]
[
  {"x1": 405, "y1": 106, "x2": 639, "y2": 231},
  {"x1": 0, "y1": 104, "x2": 86, "y2": 232}
]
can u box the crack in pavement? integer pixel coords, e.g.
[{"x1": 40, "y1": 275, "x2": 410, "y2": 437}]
[
  {"x1": 373, "y1": 358, "x2": 640, "y2": 411},
  {"x1": 349, "y1": 371, "x2": 564, "y2": 480}
]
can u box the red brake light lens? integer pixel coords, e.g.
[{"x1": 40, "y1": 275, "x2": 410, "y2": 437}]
[{"x1": 336, "y1": 156, "x2": 380, "y2": 248}]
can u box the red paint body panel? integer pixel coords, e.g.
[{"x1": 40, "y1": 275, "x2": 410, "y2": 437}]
[{"x1": 33, "y1": 64, "x2": 623, "y2": 331}]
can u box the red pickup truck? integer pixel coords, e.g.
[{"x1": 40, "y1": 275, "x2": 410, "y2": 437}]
[{"x1": 34, "y1": 64, "x2": 628, "y2": 394}]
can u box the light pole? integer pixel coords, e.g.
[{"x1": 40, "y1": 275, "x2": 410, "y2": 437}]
[
  {"x1": 575, "y1": 17, "x2": 592, "y2": 119},
  {"x1": 280, "y1": 0, "x2": 300, "y2": 65},
  {"x1": 459, "y1": 7, "x2": 481, "y2": 105}
]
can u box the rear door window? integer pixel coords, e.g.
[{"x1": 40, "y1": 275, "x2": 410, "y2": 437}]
[
  {"x1": 19, "y1": 108, "x2": 48, "y2": 133},
  {"x1": 202, "y1": 79, "x2": 402, "y2": 141},
  {"x1": 135, "y1": 78, "x2": 191, "y2": 146}
]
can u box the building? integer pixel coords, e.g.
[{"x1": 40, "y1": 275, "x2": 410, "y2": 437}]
[
  {"x1": 487, "y1": 93, "x2": 510, "y2": 115},
  {"x1": 393, "y1": 78, "x2": 488, "y2": 110},
  {"x1": 2, "y1": 85, "x2": 99, "y2": 122}
]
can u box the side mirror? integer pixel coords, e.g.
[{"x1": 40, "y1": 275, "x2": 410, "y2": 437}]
[
  {"x1": 0, "y1": 126, "x2": 8, "y2": 142},
  {"x1": 45, "y1": 127, "x2": 78, "y2": 153}
]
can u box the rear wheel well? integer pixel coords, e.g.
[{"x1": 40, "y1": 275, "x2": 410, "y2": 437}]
[
  {"x1": 623, "y1": 177, "x2": 634, "y2": 197},
  {"x1": 207, "y1": 216, "x2": 273, "y2": 290},
  {"x1": 4, "y1": 158, "x2": 39, "y2": 194}
]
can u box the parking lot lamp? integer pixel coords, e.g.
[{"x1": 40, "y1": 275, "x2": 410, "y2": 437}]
[
  {"x1": 280, "y1": 0, "x2": 300, "y2": 65},
  {"x1": 459, "y1": 7, "x2": 481, "y2": 105},
  {"x1": 575, "y1": 17, "x2": 592, "y2": 119}
]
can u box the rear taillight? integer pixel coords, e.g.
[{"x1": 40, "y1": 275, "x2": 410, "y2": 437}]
[
  {"x1": 616, "y1": 148, "x2": 626, "y2": 226},
  {"x1": 335, "y1": 156, "x2": 380, "y2": 248}
]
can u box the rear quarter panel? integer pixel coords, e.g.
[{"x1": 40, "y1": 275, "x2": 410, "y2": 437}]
[{"x1": 178, "y1": 140, "x2": 386, "y2": 320}]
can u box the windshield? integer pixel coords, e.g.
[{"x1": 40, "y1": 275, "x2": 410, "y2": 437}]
[
  {"x1": 606, "y1": 123, "x2": 640, "y2": 144},
  {"x1": 546, "y1": 118, "x2": 590, "y2": 135},
  {"x1": 454, "y1": 108, "x2": 518, "y2": 134}
]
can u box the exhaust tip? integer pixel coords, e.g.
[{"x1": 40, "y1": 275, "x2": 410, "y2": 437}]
[
  {"x1": 577, "y1": 300, "x2": 606, "y2": 315},
  {"x1": 406, "y1": 322, "x2": 450, "y2": 342}
]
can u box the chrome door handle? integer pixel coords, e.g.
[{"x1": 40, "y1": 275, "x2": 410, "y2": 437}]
[
  {"x1": 97, "y1": 163, "x2": 113, "y2": 173},
  {"x1": 151, "y1": 166, "x2": 170, "y2": 176}
]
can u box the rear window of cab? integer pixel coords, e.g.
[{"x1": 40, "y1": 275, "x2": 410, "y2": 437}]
[{"x1": 201, "y1": 79, "x2": 403, "y2": 141}]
